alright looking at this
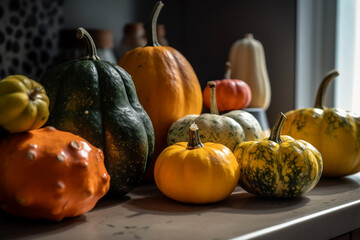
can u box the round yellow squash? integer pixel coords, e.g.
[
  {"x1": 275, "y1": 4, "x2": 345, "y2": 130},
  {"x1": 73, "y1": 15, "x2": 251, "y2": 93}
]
[
  {"x1": 282, "y1": 70, "x2": 360, "y2": 177},
  {"x1": 0, "y1": 75, "x2": 49, "y2": 133},
  {"x1": 155, "y1": 123, "x2": 240, "y2": 204}
]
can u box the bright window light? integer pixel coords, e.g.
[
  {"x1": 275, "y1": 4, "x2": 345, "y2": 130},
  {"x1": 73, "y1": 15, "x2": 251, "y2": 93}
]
[
  {"x1": 353, "y1": 0, "x2": 360, "y2": 113},
  {"x1": 336, "y1": 0, "x2": 360, "y2": 113}
]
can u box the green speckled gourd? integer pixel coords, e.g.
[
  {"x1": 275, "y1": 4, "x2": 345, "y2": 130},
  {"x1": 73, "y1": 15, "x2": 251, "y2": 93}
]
[
  {"x1": 39, "y1": 28, "x2": 154, "y2": 196},
  {"x1": 234, "y1": 113, "x2": 323, "y2": 197},
  {"x1": 167, "y1": 113, "x2": 244, "y2": 151},
  {"x1": 223, "y1": 110, "x2": 262, "y2": 141},
  {"x1": 167, "y1": 81, "x2": 262, "y2": 151}
]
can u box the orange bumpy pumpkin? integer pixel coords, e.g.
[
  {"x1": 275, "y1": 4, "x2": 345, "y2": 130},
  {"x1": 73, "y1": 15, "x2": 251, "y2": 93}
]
[
  {"x1": 118, "y1": 1, "x2": 203, "y2": 180},
  {"x1": 0, "y1": 126, "x2": 110, "y2": 221}
]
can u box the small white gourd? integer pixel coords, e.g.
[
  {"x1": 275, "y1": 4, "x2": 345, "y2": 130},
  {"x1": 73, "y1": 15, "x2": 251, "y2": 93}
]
[{"x1": 229, "y1": 33, "x2": 271, "y2": 110}]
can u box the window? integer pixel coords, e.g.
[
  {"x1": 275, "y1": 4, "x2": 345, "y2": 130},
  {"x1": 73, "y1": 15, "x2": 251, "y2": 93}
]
[
  {"x1": 296, "y1": 0, "x2": 336, "y2": 109},
  {"x1": 335, "y1": 0, "x2": 360, "y2": 113},
  {"x1": 296, "y1": 0, "x2": 360, "y2": 113}
]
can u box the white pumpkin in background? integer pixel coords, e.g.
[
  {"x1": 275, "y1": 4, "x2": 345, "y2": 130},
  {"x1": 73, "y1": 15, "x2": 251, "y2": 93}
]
[{"x1": 229, "y1": 33, "x2": 271, "y2": 110}]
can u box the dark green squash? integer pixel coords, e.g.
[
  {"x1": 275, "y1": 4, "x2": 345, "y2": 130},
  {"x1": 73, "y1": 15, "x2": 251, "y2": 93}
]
[{"x1": 40, "y1": 28, "x2": 155, "y2": 196}]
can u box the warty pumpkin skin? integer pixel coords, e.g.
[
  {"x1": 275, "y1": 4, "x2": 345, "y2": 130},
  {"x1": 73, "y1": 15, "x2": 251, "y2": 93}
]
[
  {"x1": 118, "y1": 2, "x2": 203, "y2": 180},
  {"x1": 203, "y1": 62, "x2": 252, "y2": 112},
  {"x1": 234, "y1": 113, "x2": 323, "y2": 197},
  {"x1": 39, "y1": 28, "x2": 154, "y2": 196},
  {"x1": 282, "y1": 70, "x2": 360, "y2": 177},
  {"x1": 168, "y1": 81, "x2": 262, "y2": 150},
  {"x1": 0, "y1": 126, "x2": 110, "y2": 221},
  {"x1": 155, "y1": 123, "x2": 240, "y2": 204},
  {"x1": 0, "y1": 75, "x2": 49, "y2": 133}
]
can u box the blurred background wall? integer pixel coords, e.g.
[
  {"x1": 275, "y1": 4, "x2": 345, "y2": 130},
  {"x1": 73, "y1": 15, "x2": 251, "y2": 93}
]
[{"x1": 1, "y1": 0, "x2": 339, "y2": 126}]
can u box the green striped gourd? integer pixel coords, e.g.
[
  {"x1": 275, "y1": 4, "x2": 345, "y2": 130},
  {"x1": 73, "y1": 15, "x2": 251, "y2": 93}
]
[{"x1": 234, "y1": 113, "x2": 323, "y2": 197}]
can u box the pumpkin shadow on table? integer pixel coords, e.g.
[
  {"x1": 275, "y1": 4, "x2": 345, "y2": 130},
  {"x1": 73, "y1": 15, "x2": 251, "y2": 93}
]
[
  {"x1": 92, "y1": 195, "x2": 132, "y2": 211},
  {"x1": 305, "y1": 175, "x2": 360, "y2": 196},
  {"x1": 91, "y1": 183, "x2": 158, "y2": 211},
  {"x1": 0, "y1": 209, "x2": 86, "y2": 239},
  {"x1": 221, "y1": 191, "x2": 310, "y2": 214},
  {"x1": 122, "y1": 195, "x2": 218, "y2": 217},
  {"x1": 122, "y1": 187, "x2": 310, "y2": 217},
  {"x1": 0, "y1": 194, "x2": 132, "y2": 239},
  {"x1": 129, "y1": 183, "x2": 162, "y2": 196}
]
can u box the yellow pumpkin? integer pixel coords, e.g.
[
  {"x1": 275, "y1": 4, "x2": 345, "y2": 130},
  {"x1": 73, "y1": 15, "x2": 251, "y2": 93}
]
[
  {"x1": 282, "y1": 70, "x2": 360, "y2": 177},
  {"x1": 155, "y1": 123, "x2": 240, "y2": 204},
  {"x1": 118, "y1": 2, "x2": 203, "y2": 180},
  {"x1": 0, "y1": 75, "x2": 49, "y2": 133},
  {"x1": 234, "y1": 113, "x2": 323, "y2": 197},
  {"x1": 229, "y1": 33, "x2": 271, "y2": 110}
]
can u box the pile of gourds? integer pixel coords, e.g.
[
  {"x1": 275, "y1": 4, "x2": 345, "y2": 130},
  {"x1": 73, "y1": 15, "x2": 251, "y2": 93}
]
[
  {"x1": 0, "y1": 0, "x2": 359, "y2": 221},
  {"x1": 0, "y1": 27, "x2": 154, "y2": 220},
  {"x1": 0, "y1": 75, "x2": 111, "y2": 221}
]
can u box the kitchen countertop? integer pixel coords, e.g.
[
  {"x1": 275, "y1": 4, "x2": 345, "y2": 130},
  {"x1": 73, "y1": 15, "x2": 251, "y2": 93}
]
[{"x1": 1, "y1": 173, "x2": 360, "y2": 240}]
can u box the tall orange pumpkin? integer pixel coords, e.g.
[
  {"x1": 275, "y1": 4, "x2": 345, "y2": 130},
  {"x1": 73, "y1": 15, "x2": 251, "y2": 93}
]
[{"x1": 118, "y1": 1, "x2": 203, "y2": 180}]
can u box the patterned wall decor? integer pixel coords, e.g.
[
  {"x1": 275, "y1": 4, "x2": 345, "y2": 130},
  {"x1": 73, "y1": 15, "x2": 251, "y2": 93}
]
[{"x1": 0, "y1": 0, "x2": 64, "y2": 80}]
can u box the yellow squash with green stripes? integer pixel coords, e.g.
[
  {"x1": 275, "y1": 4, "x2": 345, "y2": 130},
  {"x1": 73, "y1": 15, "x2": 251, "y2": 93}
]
[
  {"x1": 282, "y1": 70, "x2": 360, "y2": 177},
  {"x1": 234, "y1": 113, "x2": 323, "y2": 197}
]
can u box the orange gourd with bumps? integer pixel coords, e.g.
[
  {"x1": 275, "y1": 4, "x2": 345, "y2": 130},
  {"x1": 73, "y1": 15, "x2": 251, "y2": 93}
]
[{"x1": 0, "y1": 127, "x2": 110, "y2": 221}]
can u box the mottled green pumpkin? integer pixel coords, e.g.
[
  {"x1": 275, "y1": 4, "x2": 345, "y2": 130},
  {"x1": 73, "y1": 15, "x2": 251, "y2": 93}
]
[
  {"x1": 167, "y1": 113, "x2": 244, "y2": 152},
  {"x1": 223, "y1": 110, "x2": 263, "y2": 141},
  {"x1": 234, "y1": 113, "x2": 323, "y2": 197},
  {"x1": 39, "y1": 28, "x2": 155, "y2": 196},
  {"x1": 167, "y1": 81, "x2": 262, "y2": 151}
]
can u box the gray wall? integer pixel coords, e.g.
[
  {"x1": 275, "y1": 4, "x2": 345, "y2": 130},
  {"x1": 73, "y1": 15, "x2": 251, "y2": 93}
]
[{"x1": 62, "y1": 0, "x2": 139, "y2": 59}]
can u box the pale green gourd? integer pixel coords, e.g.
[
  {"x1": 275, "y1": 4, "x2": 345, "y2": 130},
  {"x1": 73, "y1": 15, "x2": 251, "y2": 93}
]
[{"x1": 167, "y1": 81, "x2": 262, "y2": 150}]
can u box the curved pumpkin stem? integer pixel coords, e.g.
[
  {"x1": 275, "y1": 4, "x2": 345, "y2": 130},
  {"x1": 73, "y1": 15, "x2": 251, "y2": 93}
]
[
  {"x1": 187, "y1": 123, "x2": 204, "y2": 150},
  {"x1": 224, "y1": 61, "x2": 232, "y2": 79},
  {"x1": 314, "y1": 69, "x2": 339, "y2": 109},
  {"x1": 268, "y1": 112, "x2": 286, "y2": 143},
  {"x1": 245, "y1": 33, "x2": 254, "y2": 39},
  {"x1": 76, "y1": 27, "x2": 100, "y2": 61},
  {"x1": 208, "y1": 81, "x2": 219, "y2": 115},
  {"x1": 28, "y1": 87, "x2": 42, "y2": 101},
  {"x1": 146, "y1": 1, "x2": 164, "y2": 47}
]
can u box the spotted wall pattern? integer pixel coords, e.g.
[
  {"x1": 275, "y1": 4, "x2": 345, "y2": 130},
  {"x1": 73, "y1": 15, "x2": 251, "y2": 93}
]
[{"x1": 0, "y1": 0, "x2": 64, "y2": 80}]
